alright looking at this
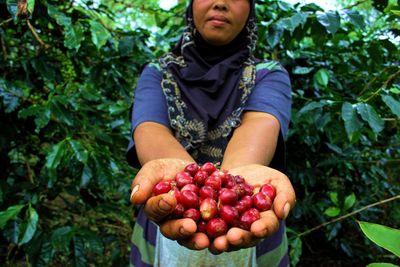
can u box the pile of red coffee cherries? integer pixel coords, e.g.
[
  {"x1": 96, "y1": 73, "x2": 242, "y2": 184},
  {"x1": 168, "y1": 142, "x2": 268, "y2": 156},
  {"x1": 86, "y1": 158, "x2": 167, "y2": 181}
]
[{"x1": 152, "y1": 162, "x2": 276, "y2": 238}]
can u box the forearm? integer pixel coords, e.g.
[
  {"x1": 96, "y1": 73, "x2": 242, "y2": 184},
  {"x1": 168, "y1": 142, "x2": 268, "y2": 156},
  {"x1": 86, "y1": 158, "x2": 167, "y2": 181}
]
[
  {"x1": 221, "y1": 112, "x2": 280, "y2": 170},
  {"x1": 133, "y1": 122, "x2": 194, "y2": 166}
]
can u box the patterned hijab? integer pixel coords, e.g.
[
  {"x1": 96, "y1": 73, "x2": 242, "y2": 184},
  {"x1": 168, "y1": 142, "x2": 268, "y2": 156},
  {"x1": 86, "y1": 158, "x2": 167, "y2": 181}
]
[{"x1": 159, "y1": 0, "x2": 258, "y2": 128}]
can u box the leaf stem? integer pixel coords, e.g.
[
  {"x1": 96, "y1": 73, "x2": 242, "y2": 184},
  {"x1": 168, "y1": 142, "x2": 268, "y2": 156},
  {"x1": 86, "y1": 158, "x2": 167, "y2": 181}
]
[
  {"x1": 0, "y1": 18, "x2": 12, "y2": 27},
  {"x1": 362, "y1": 69, "x2": 400, "y2": 103},
  {"x1": 26, "y1": 20, "x2": 50, "y2": 49},
  {"x1": 291, "y1": 194, "x2": 400, "y2": 239}
]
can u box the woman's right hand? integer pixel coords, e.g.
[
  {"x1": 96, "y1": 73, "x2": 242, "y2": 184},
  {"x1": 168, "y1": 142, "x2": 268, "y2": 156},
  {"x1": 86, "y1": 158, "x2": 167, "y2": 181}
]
[{"x1": 130, "y1": 158, "x2": 211, "y2": 250}]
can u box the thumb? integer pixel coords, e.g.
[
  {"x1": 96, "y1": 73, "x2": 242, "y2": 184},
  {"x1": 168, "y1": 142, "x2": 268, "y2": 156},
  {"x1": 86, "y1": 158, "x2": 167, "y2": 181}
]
[
  {"x1": 130, "y1": 158, "x2": 194, "y2": 205},
  {"x1": 272, "y1": 177, "x2": 296, "y2": 220}
]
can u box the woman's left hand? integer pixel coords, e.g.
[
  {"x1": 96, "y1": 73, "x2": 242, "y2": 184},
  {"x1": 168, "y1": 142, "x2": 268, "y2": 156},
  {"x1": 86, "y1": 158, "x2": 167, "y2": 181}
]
[{"x1": 204, "y1": 164, "x2": 296, "y2": 253}]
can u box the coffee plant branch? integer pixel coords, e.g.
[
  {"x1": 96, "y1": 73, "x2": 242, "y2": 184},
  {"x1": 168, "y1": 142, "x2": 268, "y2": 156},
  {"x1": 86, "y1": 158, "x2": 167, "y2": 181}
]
[
  {"x1": 0, "y1": 18, "x2": 12, "y2": 27},
  {"x1": 291, "y1": 194, "x2": 400, "y2": 240},
  {"x1": 363, "y1": 69, "x2": 400, "y2": 103},
  {"x1": 26, "y1": 19, "x2": 50, "y2": 49}
]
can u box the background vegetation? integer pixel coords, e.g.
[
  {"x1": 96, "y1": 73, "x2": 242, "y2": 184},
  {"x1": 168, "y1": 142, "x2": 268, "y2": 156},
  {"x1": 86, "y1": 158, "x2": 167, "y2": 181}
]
[{"x1": 0, "y1": 0, "x2": 399, "y2": 266}]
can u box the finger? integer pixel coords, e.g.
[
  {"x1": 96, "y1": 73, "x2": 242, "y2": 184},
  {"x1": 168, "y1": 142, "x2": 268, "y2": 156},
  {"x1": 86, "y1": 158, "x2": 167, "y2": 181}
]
[
  {"x1": 250, "y1": 210, "x2": 280, "y2": 238},
  {"x1": 144, "y1": 193, "x2": 177, "y2": 223},
  {"x1": 226, "y1": 227, "x2": 260, "y2": 249},
  {"x1": 210, "y1": 235, "x2": 229, "y2": 253},
  {"x1": 177, "y1": 232, "x2": 210, "y2": 250},
  {"x1": 130, "y1": 159, "x2": 192, "y2": 205},
  {"x1": 272, "y1": 178, "x2": 296, "y2": 220},
  {"x1": 159, "y1": 218, "x2": 197, "y2": 240}
]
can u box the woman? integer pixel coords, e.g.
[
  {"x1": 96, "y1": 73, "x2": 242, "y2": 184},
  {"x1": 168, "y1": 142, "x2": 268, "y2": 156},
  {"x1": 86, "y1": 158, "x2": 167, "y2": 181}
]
[{"x1": 128, "y1": 0, "x2": 296, "y2": 266}]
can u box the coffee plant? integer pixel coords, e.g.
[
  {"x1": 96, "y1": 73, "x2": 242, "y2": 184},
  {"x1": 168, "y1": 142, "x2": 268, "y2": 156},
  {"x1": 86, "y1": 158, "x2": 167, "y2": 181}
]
[{"x1": 0, "y1": 0, "x2": 399, "y2": 266}]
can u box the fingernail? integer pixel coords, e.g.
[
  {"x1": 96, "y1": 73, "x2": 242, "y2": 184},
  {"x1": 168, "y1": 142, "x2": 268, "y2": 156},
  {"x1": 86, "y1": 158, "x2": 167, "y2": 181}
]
[
  {"x1": 283, "y1": 203, "x2": 291, "y2": 220},
  {"x1": 159, "y1": 198, "x2": 173, "y2": 211},
  {"x1": 130, "y1": 185, "x2": 139, "y2": 201}
]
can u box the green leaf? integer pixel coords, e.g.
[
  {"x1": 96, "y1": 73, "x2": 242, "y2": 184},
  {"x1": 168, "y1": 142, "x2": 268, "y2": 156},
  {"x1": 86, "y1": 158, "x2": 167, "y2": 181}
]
[
  {"x1": 47, "y1": 4, "x2": 71, "y2": 27},
  {"x1": 81, "y1": 164, "x2": 93, "y2": 187},
  {"x1": 297, "y1": 101, "x2": 330, "y2": 117},
  {"x1": 90, "y1": 21, "x2": 111, "y2": 50},
  {"x1": 329, "y1": 192, "x2": 339, "y2": 206},
  {"x1": 367, "y1": 263, "x2": 399, "y2": 267},
  {"x1": 19, "y1": 204, "x2": 39, "y2": 245},
  {"x1": 278, "y1": 12, "x2": 308, "y2": 33},
  {"x1": 267, "y1": 24, "x2": 284, "y2": 48},
  {"x1": 69, "y1": 139, "x2": 88, "y2": 164},
  {"x1": 341, "y1": 102, "x2": 363, "y2": 141},
  {"x1": 73, "y1": 236, "x2": 87, "y2": 267},
  {"x1": 51, "y1": 226, "x2": 74, "y2": 252},
  {"x1": 343, "y1": 193, "x2": 356, "y2": 211},
  {"x1": 0, "y1": 204, "x2": 25, "y2": 229},
  {"x1": 64, "y1": 22, "x2": 85, "y2": 51},
  {"x1": 45, "y1": 140, "x2": 67, "y2": 170},
  {"x1": 80, "y1": 230, "x2": 104, "y2": 254},
  {"x1": 344, "y1": 10, "x2": 366, "y2": 29},
  {"x1": 382, "y1": 95, "x2": 400, "y2": 118},
  {"x1": 6, "y1": 0, "x2": 18, "y2": 20},
  {"x1": 356, "y1": 103, "x2": 384, "y2": 134},
  {"x1": 324, "y1": 207, "x2": 340, "y2": 217},
  {"x1": 390, "y1": 86, "x2": 400, "y2": 94},
  {"x1": 358, "y1": 221, "x2": 400, "y2": 257},
  {"x1": 27, "y1": 0, "x2": 35, "y2": 15},
  {"x1": 50, "y1": 99, "x2": 74, "y2": 126},
  {"x1": 289, "y1": 237, "x2": 302, "y2": 267},
  {"x1": 316, "y1": 11, "x2": 341, "y2": 34},
  {"x1": 293, "y1": 66, "x2": 314, "y2": 75},
  {"x1": 314, "y1": 68, "x2": 330, "y2": 87},
  {"x1": 34, "y1": 108, "x2": 51, "y2": 133}
]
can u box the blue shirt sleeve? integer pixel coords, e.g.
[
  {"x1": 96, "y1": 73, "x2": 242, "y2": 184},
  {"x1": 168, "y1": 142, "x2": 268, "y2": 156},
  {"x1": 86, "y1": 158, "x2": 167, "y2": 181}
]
[
  {"x1": 244, "y1": 67, "x2": 292, "y2": 138},
  {"x1": 126, "y1": 64, "x2": 169, "y2": 167},
  {"x1": 131, "y1": 65, "x2": 170, "y2": 130}
]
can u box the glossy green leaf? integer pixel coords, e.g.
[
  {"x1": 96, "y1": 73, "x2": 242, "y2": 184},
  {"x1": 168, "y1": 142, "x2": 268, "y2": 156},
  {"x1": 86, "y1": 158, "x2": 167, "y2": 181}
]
[
  {"x1": 267, "y1": 24, "x2": 284, "y2": 48},
  {"x1": 69, "y1": 139, "x2": 88, "y2": 164},
  {"x1": 47, "y1": 4, "x2": 71, "y2": 27},
  {"x1": 344, "y1": 10, "x2": 366, "y2": 29},
  {"x1": 324, "y1": 207, "x2": 341, "y2": 217},
  {"x1": 73, "y1": 236, "x2": 87, "y2": 267},
  {"x1": 90, "y1": 21, "x2": 111, "y2": 50},
  {"x1": 356, "y1": 103, "x2": 384, "y2": 134},
  {"x1": 51, "y1": 226, "x2": 74, "y2": 252},
  {"x1": 45, "y1": 140, "x2": 67, "y2": 170},
  {"x1": 289, "y1": 237, "x2": 302, "y2": 267},
  {"x1": 81, "y1": 164, "x2": 93, "y2": 187},
  {"x1": 27, "y1": 0, "x2": 35, "y2": 15},
  {"x1": 343, "y1": 193, "x2": 356, "y2": 211},
  {"x1": 19, "y1": 205, "x2": 39, "y2": 245},
  {"x1": 64, "y1": 22, "x2": 85, "y2": 51},
  {"x1": 34, "y1": 108, "x2": 51, "y2": 133},
  {"x1": 329, "y1": 192, "x2": 339, "y2": 206},
  {"x1": 50, "y1": 99, "x2": 74, "y2": 126},
  {"x1": 314, "y1": 68, "x2": 330, "y2": 87},
  {"x1": 317, "y1": 11, "x2": 341, "y2": 34},
  {"x1": 0, "y1": 84, "x2": 20, "y2": 113},
  {"x1": 341, "y1": 102, "x2": 363, "y2": 141},
  {"x1": 80, "y1": 230, "x2": 104, "y2": 254},
  {"x1": 297, "y1": 100, "x2": 331, "y2": 117},
  {"x1": 0, "y1": 204, "x2": 25, "y2": 229},
  {"x1": 367, "y1": 263, "x2": 399, "y2": 267},
  {"x1": 382, "y1": 95, "x2": 400, "y2": 118},
  {"x1": 359, "y1": 221, "x2": 400, "y2": 257},
  {"x1": 6, "y1": 0, "x2": 18, "y2": 20},
  {"x1": 293, "y1": 66, "x2": 314, "y2": 75},
  {"x1": 278, "y1": 12, "x2": 308, "y2": 33}
]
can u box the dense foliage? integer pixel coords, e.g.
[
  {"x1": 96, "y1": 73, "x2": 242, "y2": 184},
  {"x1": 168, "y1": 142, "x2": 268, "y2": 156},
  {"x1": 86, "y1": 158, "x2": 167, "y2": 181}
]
[{"x1": 0, "y1": 0, "x2": 399, "y2": 266}]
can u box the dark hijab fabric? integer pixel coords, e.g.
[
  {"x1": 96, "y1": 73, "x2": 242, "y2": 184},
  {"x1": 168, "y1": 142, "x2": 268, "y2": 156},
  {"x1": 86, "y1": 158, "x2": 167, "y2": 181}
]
[{"x1": 161, "y1": 0, "x2": 258, "y2": 127}]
